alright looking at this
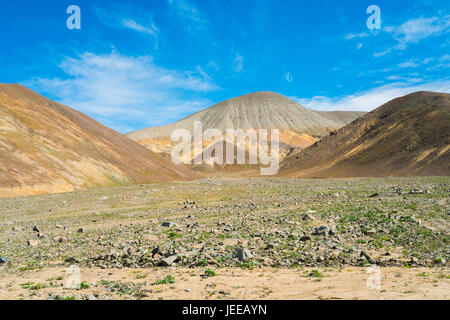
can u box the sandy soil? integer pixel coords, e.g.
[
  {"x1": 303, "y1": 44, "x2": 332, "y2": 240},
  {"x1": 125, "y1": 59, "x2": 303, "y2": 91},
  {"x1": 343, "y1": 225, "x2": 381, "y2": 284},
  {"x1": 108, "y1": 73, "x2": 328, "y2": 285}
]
[{"x1": 1, "y1": 266, "x2": 448, "y2": 300}]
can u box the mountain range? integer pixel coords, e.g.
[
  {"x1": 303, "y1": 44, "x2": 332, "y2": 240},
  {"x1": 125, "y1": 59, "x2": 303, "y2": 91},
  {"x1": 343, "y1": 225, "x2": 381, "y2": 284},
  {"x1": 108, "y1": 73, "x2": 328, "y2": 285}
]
[{"x1": 1, "y1": 84, "x2": 448, "y2": 197}]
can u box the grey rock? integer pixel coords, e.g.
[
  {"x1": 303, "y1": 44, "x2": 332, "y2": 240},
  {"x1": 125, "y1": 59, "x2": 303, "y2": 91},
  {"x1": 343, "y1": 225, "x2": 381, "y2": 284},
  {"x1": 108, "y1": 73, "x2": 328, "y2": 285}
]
[
  {"x1": 28, "y1": 239, "x2": 39, "y2": 247},
  {"x1": 233, "y1": 248, "x2": 254, "y2": 262},
  {"x1": 314, "y1": 226, "x2": 329, "y2": 236},
  {"x1": 329, "y1": 225, "x2": 337, "y2": 235},
  {"x1": 32, "y1": 225, "x2": 40, "y2": 232},
  {"x1": 162, "y1": 222, "x2": 176, "y2": 228},
  {"x1": 302, "y1": 213, "x2": 316, "y2": 221},
  {"x1": 360, "y1": 251, "x2": 375, "y2": 264},
  {"x1": 434, "y1": 257, "x2": 447, "y2": 265},
  {"x1": 160, "y1": 255, "x2": 178, "y2": 266}
]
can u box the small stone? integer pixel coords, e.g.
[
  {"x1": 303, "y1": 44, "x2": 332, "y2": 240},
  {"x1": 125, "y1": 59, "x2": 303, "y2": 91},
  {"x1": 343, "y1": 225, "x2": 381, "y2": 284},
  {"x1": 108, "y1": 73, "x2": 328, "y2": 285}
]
[
  {"x1": 77, "y1": 228, "x2": 84, "y2": 233},
  {"x1": 28, "y1": 240, "x2": 39, "y2": 247},
  {"x1": 360, "y1": 251, "x2": 375, "y2": 264},
  {"x1": 233, "y1": 248, "x2": 254, "y2": 262},
  {"x1": 434, "y1": 257, "x2": 447, "y2": 265},
  {"x1": 65, "y1": 257, "x2": 78, "y2": 263},
  {"x1": 329, "y1": 225, "x2": 337, "y2": 235},
  {"x1": 302, "y1": 213, "x2": 316, "y2": 221},
  {"x1": 222, "y1": 239, "x2": 239, "y2": 246},
  {"x1": 369, "y1": 193, "x2": 379, "y2": 198},
  {"x1": 32, "y1": 226, "x2": 40, "y2": 233},
  {"x1": 160, "y1": 255, "x2": 178, "y2": 266},
  {"x1": 0, "y1": 257, "x2": 8, "y2": 264},
  {"x1": 162, "y1": 222, "x2": 176, "y2": 228},
  {"x1": 300, "y1": 235, "x2": 311, "y2": 241},
  {"x1": 314, "y1": 226, "x2": 329, "y2": 236}
]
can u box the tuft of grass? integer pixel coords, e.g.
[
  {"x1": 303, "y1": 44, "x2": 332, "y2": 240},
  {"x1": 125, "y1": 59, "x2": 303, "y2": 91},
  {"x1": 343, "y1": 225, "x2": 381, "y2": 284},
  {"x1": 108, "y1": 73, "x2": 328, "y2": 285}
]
[
  {"x1": 201, "y1": 268, "x2": 217, "y2": 278},
  {"x1": 309, "y1": 270, "x2": 323, "y2": 278},
  {"x1": 21, "y1": 282, "x2": 45, "y2": 290},
  {"x1": 152, "y1": 275, "x2": 175, "y2": 285},
  {"x1": 18, "y1": 265, "x2": 43, "y2": 272},
  {"x1": 236, "y1": 261, "x2": 254, "y2": 269}
]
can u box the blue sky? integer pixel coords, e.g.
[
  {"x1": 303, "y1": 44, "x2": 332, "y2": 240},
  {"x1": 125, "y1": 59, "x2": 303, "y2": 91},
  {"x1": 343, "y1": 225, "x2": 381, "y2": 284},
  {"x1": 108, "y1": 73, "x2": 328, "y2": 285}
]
[{"x1": 1, "y1": 0, "x2": 449, "y2": 133}]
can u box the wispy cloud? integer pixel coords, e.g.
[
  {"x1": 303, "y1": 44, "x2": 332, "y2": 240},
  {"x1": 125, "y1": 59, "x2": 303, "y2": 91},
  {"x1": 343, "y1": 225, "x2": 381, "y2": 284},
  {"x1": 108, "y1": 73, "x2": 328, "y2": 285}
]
[
  {"x1": 290, "y1": 80, "x2": 450, "y2": 112},
  {"x1": 94, "y1": 4, "x2": 159, "y2": 38},
  {"x1": 373, "y1": 48, "x2": 391, "y2": 58},
  {"x1": 344, "y1": 32, "x2": 369, "y2": 40},
  {"x1": 284, "y1": 72, "x2": 293, "y2": 83},
  {"x1": 166, "y1": 0, "x2": 208, "y2": 33},
  {"x1": 121, "y1": 18, "x2": 159, "y2": 37},
  {"x1": 385, "y1": 15, "x2": 450, "y2": 49},
  {"x1": 233, "y1": 53, "x2": 244, "y2": 73},
  {"x1": 398, "y1": 60, "x2": 419, "y2": 68},
  {"x1": 25, "y1": 52, "x2": 219, "y2": 132}
]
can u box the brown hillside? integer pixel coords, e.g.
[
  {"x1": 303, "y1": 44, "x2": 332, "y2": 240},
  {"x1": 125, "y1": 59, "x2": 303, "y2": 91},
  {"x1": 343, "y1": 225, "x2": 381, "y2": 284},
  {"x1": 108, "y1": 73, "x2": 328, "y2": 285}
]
[
  {"x1": 0, "y1": 84, "x2": 199, "y2": 197},
  {"x1": 280, "y1": 91, "x2": 450, "y2": 177}
]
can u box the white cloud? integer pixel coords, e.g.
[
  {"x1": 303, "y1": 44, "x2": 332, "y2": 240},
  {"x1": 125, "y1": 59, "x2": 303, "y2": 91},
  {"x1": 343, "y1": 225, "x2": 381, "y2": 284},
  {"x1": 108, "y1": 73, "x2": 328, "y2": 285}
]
[
  {"x1": 373, "y1": 48, "x2": 391, "y2": 58},
  {"x1": 94, "y1": 5, "x2": 159, "y2": 39},
  {"x1": 233, "y1": 54, "x2": 244, "y2": 73},
  {"x1": 166, "y1": 0, "x2": 208, "y2": 33},
  {"x1": 284, "y1": 72, "x2": 293, "y2": 83},
  {"x1": 398, "y1": 60, "x2": 419, "y2": 68},
  {"x1": 345, "y1": 32, "x2": 369, "y2": 40},
  {"x1": 121, "y1": 18, "x2": 159, "y2": 37},
  {"x1": 25, "y1": 52, "x2": 219, "y2": 132},
  {"x1": 385, "y1": 16, "x2": 450, "y2": 49},
  {"x1": 356, "y1": 43, "x2": 363, "y2": 50},
  {"x1": 290, "y1": 80, "x2": 450, "y2": 112},
  {"x1": 439, "y1": 54, "x2": 450, "y2": 62}
]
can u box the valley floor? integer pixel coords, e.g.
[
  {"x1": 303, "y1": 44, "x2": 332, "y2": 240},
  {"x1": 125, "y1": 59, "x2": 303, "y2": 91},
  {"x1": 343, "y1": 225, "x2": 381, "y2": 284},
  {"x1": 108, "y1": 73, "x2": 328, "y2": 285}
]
[
  {"x1": 0, "y1": 177, "x2": 448, "y2": 300},
  {"x1": 1, "y1": 266, "x2": 449, "y2": 300}
]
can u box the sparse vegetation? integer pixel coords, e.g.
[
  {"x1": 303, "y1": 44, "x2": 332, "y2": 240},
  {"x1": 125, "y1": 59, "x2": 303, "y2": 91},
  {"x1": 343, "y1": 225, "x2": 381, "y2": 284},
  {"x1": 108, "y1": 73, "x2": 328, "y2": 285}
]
[{"x1": 152, "y1": 275, "x2": 175, "y2": 285}]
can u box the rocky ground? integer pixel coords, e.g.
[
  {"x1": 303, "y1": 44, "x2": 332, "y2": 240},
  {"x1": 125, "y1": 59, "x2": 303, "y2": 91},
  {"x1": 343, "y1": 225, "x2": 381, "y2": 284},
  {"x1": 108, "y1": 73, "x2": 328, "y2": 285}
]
[{"x1": 0, "y1": 177, "x2": 448, "y2": 300}]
